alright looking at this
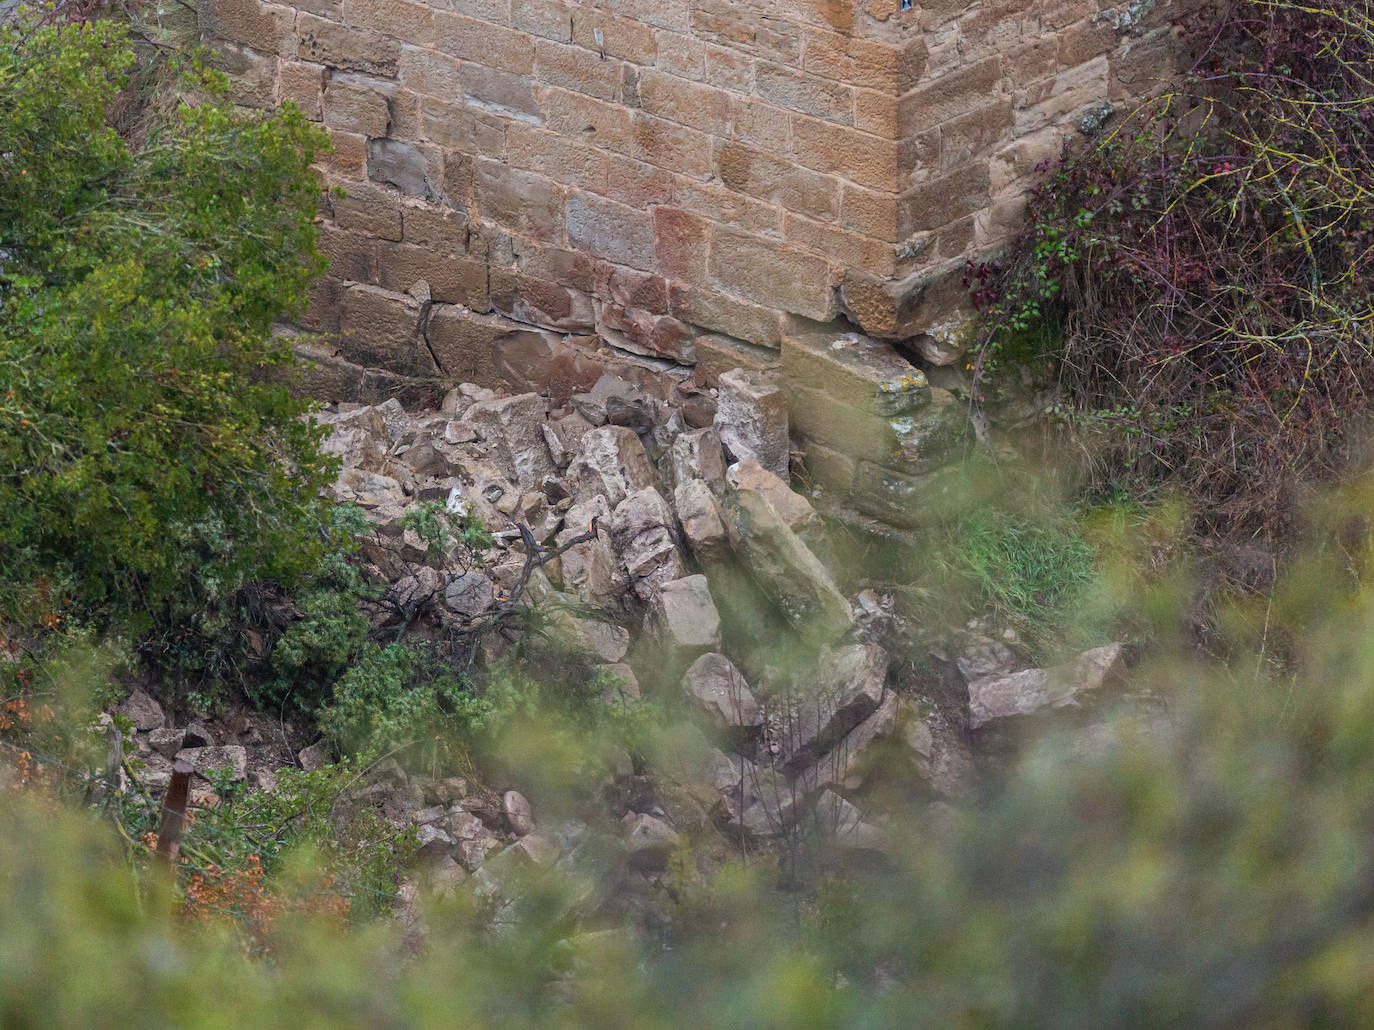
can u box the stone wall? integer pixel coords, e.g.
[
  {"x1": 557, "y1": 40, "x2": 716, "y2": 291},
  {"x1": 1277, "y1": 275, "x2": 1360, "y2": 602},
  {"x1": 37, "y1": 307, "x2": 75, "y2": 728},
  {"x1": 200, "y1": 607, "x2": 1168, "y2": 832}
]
[
  {"x1": 203, "y1": 0, "x2": 1185, "y2": 522},
  {"x1": 205, "y1": 0, "x2": 1182, "y2": 366}
]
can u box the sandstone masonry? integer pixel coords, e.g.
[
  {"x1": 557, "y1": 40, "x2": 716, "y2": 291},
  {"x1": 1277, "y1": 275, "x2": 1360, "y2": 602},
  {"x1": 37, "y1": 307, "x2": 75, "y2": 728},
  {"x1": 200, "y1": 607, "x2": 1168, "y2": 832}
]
[{"x1": 203, "y1": 0, "x2": 1184, "y2": 518}]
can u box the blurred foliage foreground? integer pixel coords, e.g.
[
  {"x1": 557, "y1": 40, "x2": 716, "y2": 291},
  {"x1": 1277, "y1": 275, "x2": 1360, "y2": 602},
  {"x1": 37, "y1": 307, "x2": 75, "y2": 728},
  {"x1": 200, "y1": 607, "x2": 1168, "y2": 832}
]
[{"x1": 9, "y1": 498, "x2": 1374, "y2": 1029}]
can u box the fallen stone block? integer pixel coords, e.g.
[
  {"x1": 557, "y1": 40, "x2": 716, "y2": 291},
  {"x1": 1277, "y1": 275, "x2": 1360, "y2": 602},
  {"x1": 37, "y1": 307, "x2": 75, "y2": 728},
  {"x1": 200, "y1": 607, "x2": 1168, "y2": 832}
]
[
  {"x1": 714, "y1": 368, "x2": 790, "y2": 479},
  {"x1": 650, "y1": 575, "x2": 722, "y2": 659},
  {"x1": 967, "y1": 643, "x2": 1125, "y2": 729},
  {"x1": 681, "y1": 652, "x2": 761, "y2": 731}
]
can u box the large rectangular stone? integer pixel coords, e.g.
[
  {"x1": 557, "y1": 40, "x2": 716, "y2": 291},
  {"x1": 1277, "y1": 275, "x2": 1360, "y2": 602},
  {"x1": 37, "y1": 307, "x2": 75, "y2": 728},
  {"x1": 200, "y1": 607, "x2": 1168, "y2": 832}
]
[
  {"x1": 462, "y1": 64, "x2": 542, "y2": 122},
  {"x1": 638, "y1": 68, "x2": 731, "y2": 135},
  {"x1": 339, "y1": 284, "x2": 438, "y2": 375},
  {"x1": 669, "y1": 282, "x2": 784, "y2": 348},
  {"x1": 507, "y1": 124, "x2": 609, "y2": 192},
  {"x1": 539, "y1": 87, "x2": 634, "y2": 155},
  {"x1": 297, "y1": 14, "x2": 399, "y2": 76},
  {"x1": 781, "y1": 330, "x2": 930, "y2": 416},
  {"x1": 756, "y1": 61, "x2": 854, "y2": 123},
  {"x1": 433, "y1": 11, "x2": 535, "y2": 73},
  {"x1": 200, "y1": 0, "x2": 293, "y2": 53},
  {"x1": 792, "y1": 117, "x2": 898, "y2": 191},
  {"x1": 708, "y1": 227, "x2": 834, "y2": 322},
  {"x1": 474, "y1": 159, "x2": 565, "y2": 240},
  {"x1": 533, "y1": 39, "x2": 622, "y2": 100},
  {"x1": 341, "y1": 0, "x2": 432, "y2": 41},
  {"x1": 565, "y1": 191, "x2": 656, "y2": 271},
  {"x1": 323, "y1": 81, "x2": 391, "y2": 137},
  {"x1": 376, "y1": 244, "x2": 489, "y2": 307}
]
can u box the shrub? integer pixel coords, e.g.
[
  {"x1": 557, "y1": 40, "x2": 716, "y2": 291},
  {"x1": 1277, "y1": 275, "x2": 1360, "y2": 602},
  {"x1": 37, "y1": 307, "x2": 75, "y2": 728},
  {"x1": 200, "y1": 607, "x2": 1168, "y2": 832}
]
[
  {"x1": 0, "y1": 16, "x2": 333, "y2": 629},
  {"x1": 973, "y1": 0, "x2": 1374, "y2": 556}
]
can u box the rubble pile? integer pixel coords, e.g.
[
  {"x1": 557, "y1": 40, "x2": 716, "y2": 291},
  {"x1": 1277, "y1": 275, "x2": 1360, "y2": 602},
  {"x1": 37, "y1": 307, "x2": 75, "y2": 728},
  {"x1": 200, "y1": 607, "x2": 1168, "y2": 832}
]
[{"x1": 113, "y1": 367, "x2": 1148, "y2": 909}]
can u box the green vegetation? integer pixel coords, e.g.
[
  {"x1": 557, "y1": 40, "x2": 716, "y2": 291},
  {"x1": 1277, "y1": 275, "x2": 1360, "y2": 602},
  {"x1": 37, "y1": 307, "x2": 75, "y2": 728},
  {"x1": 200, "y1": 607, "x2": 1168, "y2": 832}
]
[
  {"x1": 0, "y1": 16, "x2": 333, "y2": 629},
  {"x1": 971, "y1": 0, "x2": 1374, "y2": 561},
  {"x1": 7, "y1": 3, "x2": 1374, "y2": 1026},
  {"x1": 12, "y1": 525, "x2": 1374, "y2": 1025}
]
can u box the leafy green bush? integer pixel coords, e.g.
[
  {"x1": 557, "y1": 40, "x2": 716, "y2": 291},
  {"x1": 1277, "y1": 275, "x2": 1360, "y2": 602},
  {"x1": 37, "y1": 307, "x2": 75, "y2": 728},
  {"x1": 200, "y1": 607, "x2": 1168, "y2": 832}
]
[
  {"x1": 318, "y1": 642, "x2": 489, "y2": 758},
  {"x1": 0, "y1": 16, "x2": 333, "y2": 628}
]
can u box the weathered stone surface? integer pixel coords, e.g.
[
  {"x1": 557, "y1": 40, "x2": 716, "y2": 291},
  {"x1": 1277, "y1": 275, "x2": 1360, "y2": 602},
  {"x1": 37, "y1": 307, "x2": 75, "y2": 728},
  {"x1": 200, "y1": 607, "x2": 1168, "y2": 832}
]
[
  {"x1": 147, "y1": 727, "x2": 185, "y2": 760},
  {"x1": 714, "y1": 369, "x2": 790, "y2": 479},
  {"x1": 780, "y1": 643, "x2": 889, "y2": 774},
  {"x1": 597, "y1": 663, "x2": 641, "y2": 704},
  {"x1": 610, "y1": 487, "x2": 684, "y2": 603},
  {"x1": 650, "y1": 575, "x2": 722, "y2": 658},
  {"x1": 544, "y1": 600, "x2": 631, "y2": 662},
  {"x1": 118, "y1": 688, "x2": 164, "y2": 732},
  {"x1": 566, "y1": 426, "x2": 659, "y2": 508},
  {"x1": 571, "y1": 373, "x2": 654, "y2": 431},
  {"x1": 813, "y1": 789, "x2": 890, "y2": 855},
  {"x1": 967, "y1": 643, "x2": 1125, "y2": 729},
  {"x1": 462, "y1": 393, "x2": 554, "y2": 490},
  {"x1": 556, "y1": 495, "x2": 627, "y2": 607},
  {"x1": 176, "y1": 745, "x2": 249, "y2": 781},
  {"x1": 542, "y1": 412, "x2": 595, "y2": 469},
  {"x1": 681, "y1": 652, "x2": 761, "y2": 730},
  {"x1": 725, "y1": 456, "x2": 818, "y2": 536},
  {"x1": 503, "y1": 790, "x2": 534, "y2": 836},
  {"x1": 722, "y1": 481, "x2": 850, "y2": 642},
  {"x1": 793, "y1": 688, "x2": 898, "y2": 792},
  {"x1": 444, "y1": 572, "x2": 495, "y2": 617},
  {"x1": 298, "y1": 742, "x2": 328, "y2": 772},
  {"x1": 674, "y1": 478, "x2": 730, "y2": 565},
  {"x1": 334, "y1": 468, "x2": 405, "y2": 508},
  {"x1": 668, "y1": 428, "x2": 727, "y2": 495},
  {"x1": 622, "y1": 812, "x2": 680, "y2": 869}
]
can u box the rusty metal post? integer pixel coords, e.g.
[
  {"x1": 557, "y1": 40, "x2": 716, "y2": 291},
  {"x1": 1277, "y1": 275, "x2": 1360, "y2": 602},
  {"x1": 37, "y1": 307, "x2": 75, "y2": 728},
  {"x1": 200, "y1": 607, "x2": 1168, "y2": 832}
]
[{"x1": 156, "y1": 759, "x2": 194, "y2": 869}]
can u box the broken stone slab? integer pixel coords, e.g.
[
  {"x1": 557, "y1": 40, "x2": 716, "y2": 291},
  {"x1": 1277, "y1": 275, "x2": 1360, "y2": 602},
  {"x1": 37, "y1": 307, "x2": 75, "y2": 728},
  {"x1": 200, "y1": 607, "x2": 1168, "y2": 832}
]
[
  {"x1": 790, "y1": 689, "x2": 898, "y2": 793},
  {"x1": 610, "y1": 487, "x2": 684, "y2": 603},
  {"x1": 953, "y1": 631, "x2": 1019, "y2": 683},
  {"x1": 896, "y1": 701, "x2": 974, "y2": 800},
  {"x1": 967, "y1": 643, "x2": 1125, "y2": 729},
  {"x1": 461, "y1": 393, "x2": 555, "y2": 490},
  {"x1": 779, "y1": 643, "x2": 890, "y2": 775},
  {"x1": 715, "y1": 761, "x2": 808, "y2": 841},
  {"x1": 650, "y1": 575, "x2": 722, "y2": 660},
  {"x1": 555, "y1": 497, "x2": 628, "y2": 609},
  {"x1": 541, "y1": 411, "x2": 595, "y2": 469},
  {"x1": 566, "y1": 425, "x2": 659, "y2": 508},
  {"x1": 622, "y1": 812, "x2": 680, "y2": 870},
  {"x1": 297, "y1": 742, "x2": 328, "y2": 772},
  {"x1": 444, "y1": 572, "x2": 495, "y2": 618},
  {"x1": 681, "y1": 652, "x2": 762, "y2": 731},
  {"x1": 668, "y1": 427, "x2": 728, "y2": 493},
  {"x1": 811, "y1": 789, "x2": 890, "y2": 856},
  {"x1": 333, "y1": 468, "x2": 405, "y2": 509},
  {"x1": 147, "y1": 727, "x2": 185, "y2": 760},
  {"x1": 722, "y1": 481, "x2": 851, "y2": 643},
  {"x1": 117, "y1": 688, "x2": 164, "y2": 732},
  {"x1": 572, "y1": 373, "x2": 654, "y2": 432},
  {"x1": 503, "y1": 790, "x2": 534, "y2": 837},
  {"x1": 781, "y1": 330, "x2": 932, "y2": 419},
  {"x1": 317, "y1": 405, "x2": 388, "y2": 469},
  {"x1": 725, "y1": 456, "x2": 821, "y2": 540},
  {"x1": 644, "y1": 400, "x2": 685, "y2": 465},
  {"x1": 713, "y1": 368, "x2": 790, "y2": 479},
  {"x1": 543, "y1": 598, "x2": 631, "y2": 663},
  {"x1": 415, "y1": 823, "x2": 456, "y2": 860},
  {"x1": 175, "y1": 745, "x2": 248, "y2": 782},
  {"x1": 674, "y1": 478, "x2": 730, "y2": 566}
]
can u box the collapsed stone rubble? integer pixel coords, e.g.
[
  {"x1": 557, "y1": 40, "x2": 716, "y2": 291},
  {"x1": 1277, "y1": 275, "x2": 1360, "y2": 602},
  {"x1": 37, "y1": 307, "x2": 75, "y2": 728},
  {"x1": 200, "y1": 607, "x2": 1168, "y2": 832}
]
[{"x1": 108, "y1": 361, "x2": 1152, "y2": 915}]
